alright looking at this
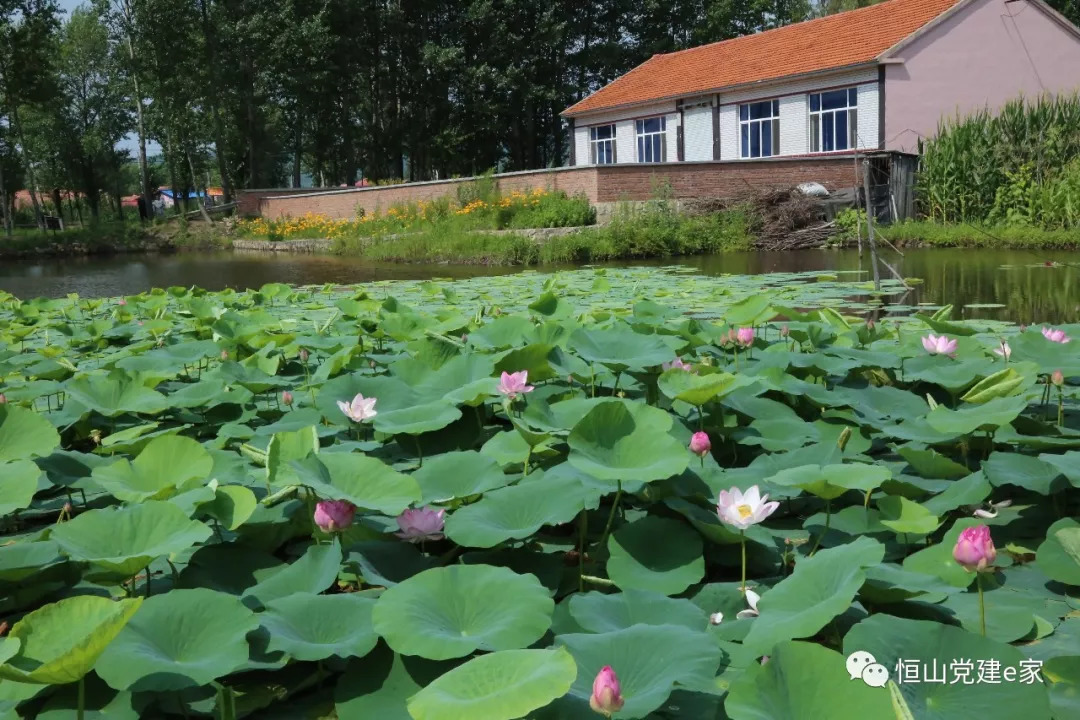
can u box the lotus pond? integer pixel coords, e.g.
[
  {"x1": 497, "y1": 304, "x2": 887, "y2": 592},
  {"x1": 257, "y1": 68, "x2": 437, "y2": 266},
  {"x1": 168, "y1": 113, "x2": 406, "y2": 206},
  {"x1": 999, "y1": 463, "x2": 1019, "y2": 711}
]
[{"x1": 0, "y1": 267, "x2": 1079, "y2": 720}]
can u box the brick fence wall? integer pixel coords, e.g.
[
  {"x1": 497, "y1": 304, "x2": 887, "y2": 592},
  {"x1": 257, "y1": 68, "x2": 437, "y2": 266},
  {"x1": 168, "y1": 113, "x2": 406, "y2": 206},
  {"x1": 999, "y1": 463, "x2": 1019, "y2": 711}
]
[{"x1": 243, "y1": 155, "x2": 862, "y2": 220}]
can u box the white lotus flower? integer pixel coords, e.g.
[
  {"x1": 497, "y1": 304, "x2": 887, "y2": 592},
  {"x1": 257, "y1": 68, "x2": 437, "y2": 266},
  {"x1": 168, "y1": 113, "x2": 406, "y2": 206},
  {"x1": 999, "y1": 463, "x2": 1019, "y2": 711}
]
[
  {"x1": 716, "y1": 485, "x2": 779, "y2": 530},
  {"x1": 337, "y1": 393, "x2": 377, "y2": 423},
  {"x1": 736, "y1": 589, "x2": 760, "y2": 620},
  {"x1": 709, "y1": 612, "x2": 724, "y2": 625},
  {"x1": 973, "y1": 499, "x2": 1013, "y2": 519}
]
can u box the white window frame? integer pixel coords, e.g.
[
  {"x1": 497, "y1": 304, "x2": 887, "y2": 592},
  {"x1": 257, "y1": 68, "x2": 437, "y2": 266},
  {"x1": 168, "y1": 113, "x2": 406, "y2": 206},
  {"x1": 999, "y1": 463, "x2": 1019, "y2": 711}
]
[
  {"x1": 740, "y1": 99, "x2": 781, "y2": 159},
  {"x1": 809, "y1": 87, "x2": 858, "y2": 153},
  {"x1": 635, "y1": 116, "x2": 666, "y2": 163},
  {"x1": 589, "y1": 124, "x2": 616, "y2": 165}
]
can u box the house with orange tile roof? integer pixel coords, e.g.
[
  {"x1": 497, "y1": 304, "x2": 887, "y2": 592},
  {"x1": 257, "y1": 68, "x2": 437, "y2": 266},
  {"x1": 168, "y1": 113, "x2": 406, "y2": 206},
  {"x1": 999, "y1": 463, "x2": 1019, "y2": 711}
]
[{"x1": 563, "y1": 0, "x2": 1080, "y2": 166}]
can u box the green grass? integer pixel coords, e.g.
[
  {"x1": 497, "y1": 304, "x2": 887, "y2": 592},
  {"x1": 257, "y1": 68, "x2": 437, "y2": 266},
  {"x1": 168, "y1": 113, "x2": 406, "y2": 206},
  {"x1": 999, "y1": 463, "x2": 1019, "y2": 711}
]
[
  {"x1": 332, "y1": 206, "x2": 752, "y2": 265},
  {"x1": 879, "y1": 220, "x2": 1080, "y2": 249}
]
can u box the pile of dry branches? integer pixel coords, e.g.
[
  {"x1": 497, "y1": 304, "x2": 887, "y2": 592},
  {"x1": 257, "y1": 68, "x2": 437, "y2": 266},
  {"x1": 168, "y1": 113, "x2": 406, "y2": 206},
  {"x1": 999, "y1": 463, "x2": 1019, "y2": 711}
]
[{"x1": 683, "y1": 188, "x2": 841, "y2": 250}]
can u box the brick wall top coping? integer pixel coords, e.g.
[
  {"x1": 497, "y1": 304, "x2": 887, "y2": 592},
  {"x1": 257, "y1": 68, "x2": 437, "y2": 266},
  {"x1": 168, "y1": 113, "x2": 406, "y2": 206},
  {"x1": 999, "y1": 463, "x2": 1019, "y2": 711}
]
[{"x1": 258, "y1": 153, "x2": 865, "y2": 201}]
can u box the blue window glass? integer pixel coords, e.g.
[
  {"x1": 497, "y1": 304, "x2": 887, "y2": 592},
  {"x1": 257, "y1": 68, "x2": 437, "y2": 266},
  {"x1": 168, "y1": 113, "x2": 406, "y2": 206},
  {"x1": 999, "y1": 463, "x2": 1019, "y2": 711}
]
[
  {"x1": 761, "y1": 123, "x2": 772, "y2": 157},
  {"x1": 741, "y1": 124, "x2": 749, "y2": 157},
  {"x1": 848, "y1": 88, "x2": 858, "y2": 105},
  {"x1": 810, "y1": 94, "x2": 820, "y2": 112},
  {"x1": 823, "y1": 113, "x2": 835, "y2": 152},
  {"x1": 740, "y1": 105, "x2": 749, "y2": 121},
  {"x1": 835, "y1": 112, "x2": 848, "y2": 150},
  {"x1": 821, "y1": 89, "x2": 847, "y2": 111},
  {"x1": 750, "y1": 124, "x2": 761, "y2": 157}
]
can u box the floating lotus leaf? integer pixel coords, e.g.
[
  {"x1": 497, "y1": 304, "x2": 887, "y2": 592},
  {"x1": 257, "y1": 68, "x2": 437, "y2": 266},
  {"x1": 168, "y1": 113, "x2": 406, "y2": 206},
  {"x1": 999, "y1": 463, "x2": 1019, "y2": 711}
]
[
  {"x1": 91, "y1": 434, "x2": 213, "y2": 503},
  {"x1": 372, "y1": 564, "x2": 553, "y2": 660},
  {"x1": 769, "y1": 463, "x2": 891, "y2": 500},
  {"x1": 1037, "y1": 518, "x2": 1080, "y2": 586},
  {"x1": 259, "y1": 592, "x2": 378, "y2": 661},
  {"x1": 606, "y1": 516, "x2": 704, "y2": 596},
  {"x1": 0, "y1": 405, "x2": 60, "y2": 462},
  {"x1": 568, "y1": 589, "x2": 707, "y2": 633},
  {"x1": 567, "y1": 326, "x2": 674, "y2": 371},
  {"x1": 725, "y1": 641, "x2": 893, "y2": 720},
  {"x1": 0, "y1": 595, "x2": 142, "y2": 684},
  {"x1": 94, "y1": 588, "x2": 258, "y2": 692},
  {"x1": 567, "y1": 401, "x2": 689, "y2": 485},
  {"x1": 411, "y1": 450, "x2": 512, "y2": 503},
  {"x1": 290, "y1": 454, "x2": 420, "y2": 514},
  {"x1": 407, "y1": 648, "x2": 577, "y2": 720},
  {"x1": 49, "y1": 501, "x2": 213, "y2": 577}
]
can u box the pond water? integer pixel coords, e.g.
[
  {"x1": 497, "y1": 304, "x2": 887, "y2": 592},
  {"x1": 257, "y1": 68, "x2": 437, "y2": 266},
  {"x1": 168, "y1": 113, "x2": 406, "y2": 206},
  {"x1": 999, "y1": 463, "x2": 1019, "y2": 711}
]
[{"x1": 1, "y1": 247, "x2": 1078, "y2": 323}]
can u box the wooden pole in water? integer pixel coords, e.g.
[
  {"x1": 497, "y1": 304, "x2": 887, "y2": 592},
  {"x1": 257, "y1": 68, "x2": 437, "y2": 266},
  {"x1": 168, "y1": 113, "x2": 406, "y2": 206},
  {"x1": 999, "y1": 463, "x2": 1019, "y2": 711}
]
[{"x1": 862, "y1": 158, "x2": 881, "y2": 292}]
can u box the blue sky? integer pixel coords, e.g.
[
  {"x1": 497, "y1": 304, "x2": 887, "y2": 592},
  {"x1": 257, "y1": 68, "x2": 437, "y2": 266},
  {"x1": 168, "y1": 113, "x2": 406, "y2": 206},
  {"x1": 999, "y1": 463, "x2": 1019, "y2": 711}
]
[{"x1": 59, "y1": 0, "x2": 163, "y2": 157}]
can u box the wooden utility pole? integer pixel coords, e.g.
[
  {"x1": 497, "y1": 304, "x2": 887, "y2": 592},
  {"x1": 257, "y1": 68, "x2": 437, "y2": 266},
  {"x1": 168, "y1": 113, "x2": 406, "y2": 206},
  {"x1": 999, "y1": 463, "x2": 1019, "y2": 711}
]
[{"x1": 862, "y1": 158, "x2": 881, "y2": 292}]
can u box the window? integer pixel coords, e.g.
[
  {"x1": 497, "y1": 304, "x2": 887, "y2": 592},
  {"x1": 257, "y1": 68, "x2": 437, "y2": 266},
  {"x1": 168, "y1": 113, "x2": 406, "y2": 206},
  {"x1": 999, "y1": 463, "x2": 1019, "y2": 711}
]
[
  {"x1": 740, "y1": 99, "x2": 780, "y2": 158},
  {"x1": 809, "y1": 88, "x2": 858, "y2": 153},
  {"x1": 635, "y1": 116, "x2": 666, "y2": 163},
  {"x1": 589, "y1": 124, "x2": 616, "y2": 165}
]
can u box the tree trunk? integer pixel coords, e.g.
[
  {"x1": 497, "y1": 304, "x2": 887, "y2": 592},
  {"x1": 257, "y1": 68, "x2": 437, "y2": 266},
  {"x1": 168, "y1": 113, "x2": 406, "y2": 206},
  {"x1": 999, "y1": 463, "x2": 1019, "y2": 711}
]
[
  {"x1": 187, "y1": 149, "x2": 214, "y2": 223},
  {"x1": 293, "y1": 111, "x2": 302, "y2": 187},
  {"x1": 0, "y1": 158, "x2": 11, "y2": 237},
  {"x1": 198, "y1": 0, "x2": 234, "y2": 202},
  {"x1": 10, "y1": 106, "x2": 45, "y2": 229},
  {"x1": 121, "y1": 0, "x2": 153, "y2": 221}
]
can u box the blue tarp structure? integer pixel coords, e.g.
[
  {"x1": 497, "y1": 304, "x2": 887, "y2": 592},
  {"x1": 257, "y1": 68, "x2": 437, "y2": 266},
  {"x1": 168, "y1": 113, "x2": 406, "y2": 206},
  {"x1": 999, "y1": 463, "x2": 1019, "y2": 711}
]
[{"x1": 158, "y1": 189, "x2": 210, "y2": 200}]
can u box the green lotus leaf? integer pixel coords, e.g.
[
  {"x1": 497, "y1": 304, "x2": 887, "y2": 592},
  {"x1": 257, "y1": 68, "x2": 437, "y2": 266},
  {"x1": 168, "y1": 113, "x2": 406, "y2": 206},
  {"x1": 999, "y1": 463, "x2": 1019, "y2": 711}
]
[
  {"x1": 63, "y1": 372, "x2": 169, "y2": 417},
  {"x1": 926, "y1": 396, "x2": 1028, "y2": 436},
  {"x1": 444, "y1": 468, "x2": 601, "y2": 548},
  {"x1": 657, "y1": 369, "x2": 755, "y2": 406},
  {"x1": 372, "y1": 565, "x2": 553, "y2": 660},
  {"x1": 49, "y1": 501, "x2": 213, "y2": 577},
  {"x1": 411, "y1": 450, "x2": 512, "y2": 504},
  {"x1": 844, "y1": 614, "x2": 1051, "y2": 720},
  {"x1": 937, "y1": 587, "x2": 1040, "y2": 642},
  {"x1": 1037, "y1": 518, "x2": 1080, "y2": 586},
  {"x1": 568, "y1": 589, "x2": 708, "y2": 633},
  {"x1": 0, "y1": 460, "x2": 41, "y2": 516},
  {"x1": 0, "y1": 405, "x2": 60, "y2": 462},
  {"x1": 0, "y1": 595, "x2": 142, "y2": 684},
  {"x1": 983, "y1": 452, "x2": 1067, "y2": 495},
  {"x1": 922, "y1": 471, "x2": 991, "y2": 515},
  {"x1": 407, "y1": 648, "x2": 577, "y2": 720},
  {"x1": 259, "y1": 592, "x2": 377, "y2": 661},
  {"x1": 903, "y1": 518, "x2": 983, "y2": 588},
  {"x1": 480, "y1": 430, "x2": 533, "y2": 468},
  {"x1": 878, "y1": 496, "x2": 941, "y2": 535},
  {"x1": 724, "y1": 293, "x2": 775, "y2": 326},
  {"x1": 94, "y1": 588, "x2": 258, "y2": 692},
  {"x1": 202, "y1": 485, "x2": 257, "y2": 531},
  {"x1": 290, "y1": 454, "x2": 420, "y2": 515},
  {"x1": 960, "y1": 367, "x2": 1029, "y2": 403},
  {"x1": 554, "y1": 624, "x2": 723, "y2": 718},
  {"x1": 334, "y1": 643, "x2": 451, "y2": 720},
  {"x1": 897, "y1": 445, "x2": 970, "y2": 479},
  {"x1": 742, "y1": 537, "x2": 885, "y2": 656},
  {"x1": 726, "y1": 641, "x2": 893, "y2": 720},
  {"x1": 769, "y1": 463, "x2": 891, "y2": 500},
  {"x1": 242, "y1": 538, "x2": 342, "y2": 606},
  {"x1": 568, "y1": 326, "x2": 675, "y2": 371},
  {"x1": 567, "y1": 400, "x2": 689, "y2": 485},
  {"x1": 0, "y1": 541, "x2": 63, "y2": 583},
  {"x1": 266, "y1": 425, "x2": 319, "y2": 487},
  {"x1": 91, "y1": 435, "x2": 213, "y2": 503},
  {"x1": 1044, "y1": 656, "x2": 1080, "y2": 720},
  {"x1": 606, "y1": 516, "x2": 704, "y2": 596}
]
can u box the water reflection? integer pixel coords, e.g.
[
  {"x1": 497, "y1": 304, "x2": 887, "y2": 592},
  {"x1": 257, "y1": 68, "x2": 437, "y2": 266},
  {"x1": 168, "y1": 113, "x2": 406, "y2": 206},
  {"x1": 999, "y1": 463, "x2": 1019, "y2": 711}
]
[{"x1": 1, "y1": 248, "x2": 1077, "y2": 323}]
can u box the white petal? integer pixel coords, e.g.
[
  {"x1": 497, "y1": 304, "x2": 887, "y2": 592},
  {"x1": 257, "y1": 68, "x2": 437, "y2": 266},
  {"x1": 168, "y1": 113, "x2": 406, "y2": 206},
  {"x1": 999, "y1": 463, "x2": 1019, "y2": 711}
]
[
  {"x1": 745, "y1": 589, "x2": 761, "y2": 611},
  {"x1": 973, "y1": 508, "x2": 997, "y2": 519},
  {"x1": 736, "y1": 609, "x2": 758, "y2": 620},
  {"x1": 709, "y1": 612, "x2": 724, "y2": 625},
  {"x1": 743, "y1": 485, "x2": 761, "y2": 508}
]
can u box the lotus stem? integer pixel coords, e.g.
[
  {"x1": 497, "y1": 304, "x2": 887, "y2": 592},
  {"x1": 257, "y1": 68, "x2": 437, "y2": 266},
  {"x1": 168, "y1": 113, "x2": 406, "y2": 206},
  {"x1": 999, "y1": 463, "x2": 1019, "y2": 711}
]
[
  {"x1": 144, "y1": 566, "x2": 151, "y2": 597},
  {"x1": 977, "y1": 573, "x2": 987, "y2": 636},
  {"x1": 414, "y1": 436, "x2": 423, "y2": 467},
  {"x1": 740, "y1": 530, "x2": 747, "y2": 593},
  {"x1": 578, "y1": 510, "x2": 588, "y2": 593},
  {"x1": 597, "y1": 482, "x2": 623, "y2": 553},
  {"x1": 581, "y1": 574, "x2": 616, "y2": 587},
  {"x1": 809, "y1": 499, "x2": 831, "y2": 557},
  {"x1": 77, "y1": 676, "x2": 85, "y2": 720},
  {"x1": 1058, "y1": 389, "x2": 1064, "y2": 427}
]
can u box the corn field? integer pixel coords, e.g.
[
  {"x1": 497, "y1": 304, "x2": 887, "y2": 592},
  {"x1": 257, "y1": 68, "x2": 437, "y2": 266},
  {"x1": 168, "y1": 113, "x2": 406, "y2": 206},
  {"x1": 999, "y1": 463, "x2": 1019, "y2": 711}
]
[{"x1": 918, "y1": 93, "x2": 1080, "y2": 227}]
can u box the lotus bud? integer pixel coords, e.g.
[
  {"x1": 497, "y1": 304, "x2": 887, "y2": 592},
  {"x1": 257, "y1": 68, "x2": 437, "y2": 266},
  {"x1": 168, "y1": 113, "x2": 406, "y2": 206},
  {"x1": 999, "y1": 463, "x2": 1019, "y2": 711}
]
[
  {"x1": 866, "y1": 318, "x2": 875, "y2": 331},
  {"x1": 689, "y1": 431, "x2": 711, "y2": 457},
  {"x1": 709, "y1": 612, "x2": 724, "y2": 625},
  {"x1": 1019, "y1": 324, "x2": 1027, "y2": 332},
  {"x1": 837, "y1": 426, "x2": 852, "y2": 451},
  {"x1": 0, "y1": 393, "x2": 6, "y2": 404},
  {"x1": 117, "y1": 298, "x2": 127, "y2": 306},
  {"x1": 299, "y1": 348, "x2": 310, "y2": 363},
  {"x1": 220, "y1": 350, "x2": 229, "y2": 361},
  {"x1": 313, "y1": 500, "x2": 356, "y2": 533},
  {"x1": 0, "y1": 621, "x2": 7, "y2": 636},
  {"x1": 589, "y1": 666, "x2": 625, "y2": 718},
  {"x1": 282, "y1": 390, "x2": 294, "y2": 406},
  {"x1": 953, "y1": 524, "x2": 997, "y2": 573},
  {"x1": 1052, "y1": 370, "x2": 1065, "y2": 387},
  {"x1": 736, "y1": 327, "x2": 755, "y2": 347},
  {"x1": 780, "y1": 323, "x2": 790, "y2": 338}
]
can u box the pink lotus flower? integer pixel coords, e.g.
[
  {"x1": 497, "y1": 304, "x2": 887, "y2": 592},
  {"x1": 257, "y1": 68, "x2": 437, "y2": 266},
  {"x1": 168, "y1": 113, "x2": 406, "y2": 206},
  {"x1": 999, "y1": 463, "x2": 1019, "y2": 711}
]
[
  {"x1": 589, "y1": 666, "x2": 624, "y2": 718},
  {"x1": 780, "y1": 324, "x2": 790, "y2": 338},
  {"x1": 497, "y1": 370, "x2": 534, "y2": 400},
  {"x1": 1052, "y1": 370, "x2": 1065, "y2": 387},
  {"x1": 282, "y1": 390, "x2": 294, "y2": 406},
  {"x1": 220, "y1": 350, "x2": 229, "y2": 361},
  {"x1": 337, "y1": 393, "x2": 377, "y2": 422},
  {"x1": 717, "y1": 485, "x2": 779, "y2": 530},
  {"x1": 662, "y1": 357, "x2": 693, "y2": 372},
  {"x1": 314, "y1": 500, "x2": 355, "y2": 533},
  {"x1": 1042, "y1": 327, "x2": 1070, "y2": 344},
  {"x1": 736, "y1": 327, "x2": 755, "y2": 347},
  {"x1": 992, "y1": 341, "x2": 1011, "y2": 360},
  {"x1": 0, "y1": 393, "x2": 6, "y2": 404},
  {"x1": 953, "y1": 524, "x2": 997, "y2": 573},
  {"x1": 866, "y1": 318, "x2": 875, "y2": 331},
  {"x1": 921, "y1": 334, "x2": 957, "y2": 356},
  {"x1": 689, "y1": 431, "x2": 711, "y2": 457},
  {"x1": 395, "y1": 507, "x2": 446, "y2": 543},
  {"x1": 117, "y1": 298, "x2": 127, "y2": 306},
  {"x1": 299, "y1": 348, "x2": 310, "y2": 363}
]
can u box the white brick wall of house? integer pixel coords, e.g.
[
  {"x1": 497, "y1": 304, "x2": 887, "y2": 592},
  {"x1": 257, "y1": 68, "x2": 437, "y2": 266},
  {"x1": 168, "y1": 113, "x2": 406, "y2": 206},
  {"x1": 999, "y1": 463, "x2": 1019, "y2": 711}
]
[
  {"x1": 683, "y1": 105, "x2": 713, "y2": 161},
  {"x1": 571, "y1": 68, "x2": 881, "y2": 164},
  {"x1": 573, "y1": 127, "x2": 589, "y2": 165}
]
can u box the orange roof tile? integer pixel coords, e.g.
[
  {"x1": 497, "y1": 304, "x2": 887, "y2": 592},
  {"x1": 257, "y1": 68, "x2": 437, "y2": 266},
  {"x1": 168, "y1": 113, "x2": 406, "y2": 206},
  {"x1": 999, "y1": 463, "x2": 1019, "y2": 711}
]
[{"x1": 563, "y1": 0, "x2": 963, "y2": 116}]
